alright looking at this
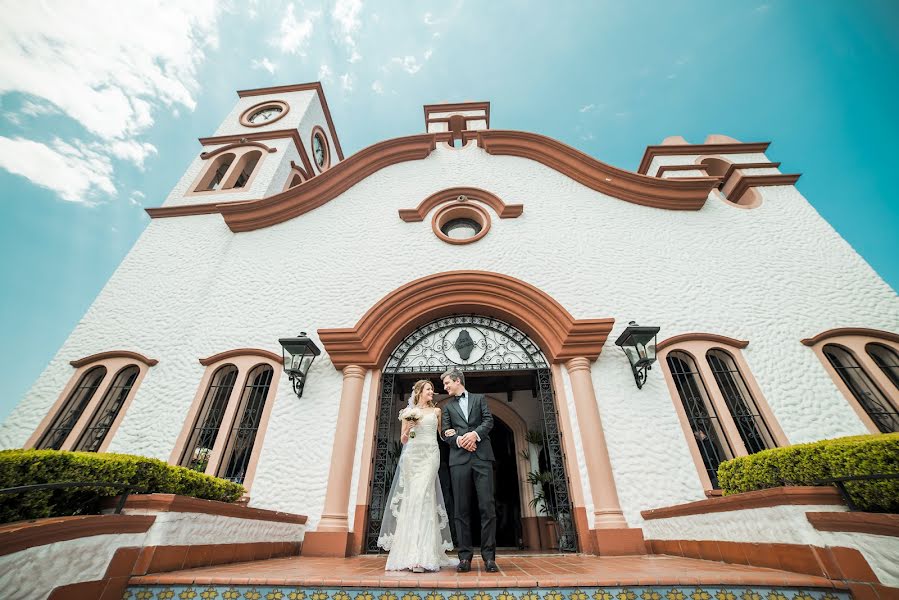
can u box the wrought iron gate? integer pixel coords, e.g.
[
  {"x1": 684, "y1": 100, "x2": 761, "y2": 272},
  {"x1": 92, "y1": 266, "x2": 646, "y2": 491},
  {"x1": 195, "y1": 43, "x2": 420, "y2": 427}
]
[{"x1": 365, "y1": 315, "x2": 577, "y2": 552}]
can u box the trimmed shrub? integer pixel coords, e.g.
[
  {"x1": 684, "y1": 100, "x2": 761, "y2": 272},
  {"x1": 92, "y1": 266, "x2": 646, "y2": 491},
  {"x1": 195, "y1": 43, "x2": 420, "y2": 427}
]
[
  {"x1": 0, "y1": 449, "x2": 244, "y2": 523},
  {"x1": 717, "y1": 433, "x2": 899, "y2": 512}
]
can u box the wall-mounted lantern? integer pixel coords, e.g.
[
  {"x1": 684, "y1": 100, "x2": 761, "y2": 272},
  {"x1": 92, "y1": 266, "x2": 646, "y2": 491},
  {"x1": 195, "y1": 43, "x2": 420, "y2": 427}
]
[
  {"x1": 614, "y1": 321, "x2": 660, "y2": 389},
  {"x1": 279, "y1": 332, "x2": 321, "y2": 398}
]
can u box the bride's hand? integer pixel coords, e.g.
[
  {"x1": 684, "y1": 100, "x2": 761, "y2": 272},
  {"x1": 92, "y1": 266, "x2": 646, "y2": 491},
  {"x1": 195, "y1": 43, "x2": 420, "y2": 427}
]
[{"x1": 444, "y1": 428, "x2": 456, "y2": 437}]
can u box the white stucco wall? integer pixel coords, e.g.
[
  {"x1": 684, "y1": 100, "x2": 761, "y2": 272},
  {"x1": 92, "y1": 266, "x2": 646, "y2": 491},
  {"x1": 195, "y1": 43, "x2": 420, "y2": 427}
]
[
  {"x1": 2, "y1": 136, "x2": 897, "y2": 532},
  {"x1": 642, "y1": 505, "x2": 899, "y2": 586}
]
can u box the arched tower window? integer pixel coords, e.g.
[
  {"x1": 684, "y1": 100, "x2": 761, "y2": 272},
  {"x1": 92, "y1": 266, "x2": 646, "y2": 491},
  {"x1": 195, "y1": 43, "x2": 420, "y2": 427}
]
[
  {"x1": 73, "y1": 365, "x2": 140, "y2": 452},
  {"x1": 866, "y1": 343, "x2": 899, "y2": 390},
  {"x1": 218, "y1": 364, "x2": 273, "y2": 483},
  {"x1": 666, "y1": 351, "x2": 732, "y2": 488},
  {"x1": 195, "y1": 152, "x2": 235, "y2": 191},
  {"x1": 226, "y1": 150, "x2": 262, "y2": 189},
  {"x1": 706, "y1": 349, "x2": 777, "y2": 454},
  {"x1": 35, "y1": 366, "x2": 107, "y2": 450},
  {"x1": 179, "y1": 364, "x2": 238, "y2": 472},
  {"x1": 823, "y1": 344, "x2": 898, "y2": 433}
]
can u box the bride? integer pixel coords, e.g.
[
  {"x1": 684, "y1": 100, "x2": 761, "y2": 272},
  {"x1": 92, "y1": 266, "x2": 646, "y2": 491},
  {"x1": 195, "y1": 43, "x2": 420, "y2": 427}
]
[{"x1": 377, "y1": 379, "x2": 459, "y2": 572}]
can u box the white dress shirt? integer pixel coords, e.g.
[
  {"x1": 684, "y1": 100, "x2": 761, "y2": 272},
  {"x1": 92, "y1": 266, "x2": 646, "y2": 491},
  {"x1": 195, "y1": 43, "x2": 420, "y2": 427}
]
[{"x1": 456, "y1": 391, "x2": 481, "y2": 446}]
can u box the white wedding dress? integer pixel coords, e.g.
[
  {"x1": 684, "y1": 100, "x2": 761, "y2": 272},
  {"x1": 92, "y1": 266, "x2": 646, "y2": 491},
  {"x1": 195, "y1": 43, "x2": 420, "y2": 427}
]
[{"x1": 377, "y1": 409, "x2": 458, "y2": 571}]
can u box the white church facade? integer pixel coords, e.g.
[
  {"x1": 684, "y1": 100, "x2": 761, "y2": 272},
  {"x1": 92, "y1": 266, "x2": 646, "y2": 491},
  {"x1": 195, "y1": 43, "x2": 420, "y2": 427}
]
[{"x1": 2, "y1": 81, "x2": 898, "y2": 559}]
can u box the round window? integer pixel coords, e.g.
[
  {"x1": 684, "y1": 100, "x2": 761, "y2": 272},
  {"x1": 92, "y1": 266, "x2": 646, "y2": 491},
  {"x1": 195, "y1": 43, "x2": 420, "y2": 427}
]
[{"x1": 441, "y1": 218, "x2": 482, "y2": 240}]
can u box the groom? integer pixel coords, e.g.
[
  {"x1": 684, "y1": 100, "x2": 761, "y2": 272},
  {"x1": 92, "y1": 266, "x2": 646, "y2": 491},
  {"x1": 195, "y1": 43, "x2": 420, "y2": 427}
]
[{"x1": 440, "y1": 368, "x2": 498, "y2": 573}]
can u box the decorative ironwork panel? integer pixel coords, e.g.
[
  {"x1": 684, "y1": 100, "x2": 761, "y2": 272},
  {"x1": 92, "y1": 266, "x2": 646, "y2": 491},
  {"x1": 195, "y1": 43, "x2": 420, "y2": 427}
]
[
  {"x1": 366, "y1": 372, "x2": 398, "y2": 552},
  {"x1": 706, "y1": 349, "x2": 775, "y2": 454},
  {"x1": 36, "y1": 365, "x2": 107, "y2": 450},
  {"x1": 667, "y1": 353, "x2": 732, "y2": 488},
  {"x1": 73, "y1": 365, "x2": 139, "y2": 452},
  {"x1": 867, "y1": 343, "x2": 899, "y2": 390},
  {"x1": 385, "y1": 315, "x2": 548, "y2": 373},
  {"x1": 824, "y1": 344, "x2": 899, "y2": 433},
  {"x1": 180, "y1": 364, "x2": 238, "y2": 472},
  {"x1": 219, "y1": 365, "x2": 274, "y2": 483},
  {"x1": 535, "y1": 367, "x2": 577, "y2": 552}
]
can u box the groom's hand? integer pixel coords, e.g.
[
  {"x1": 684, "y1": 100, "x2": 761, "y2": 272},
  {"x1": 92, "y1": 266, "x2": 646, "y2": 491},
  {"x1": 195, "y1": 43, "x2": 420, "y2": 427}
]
[{"x1": 458, "y1": 432, "x2": 478, "y2": 451}]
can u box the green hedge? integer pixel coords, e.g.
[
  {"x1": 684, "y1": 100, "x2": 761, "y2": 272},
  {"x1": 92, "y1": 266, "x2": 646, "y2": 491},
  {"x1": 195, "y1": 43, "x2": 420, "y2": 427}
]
[
  {"x1": 0, "y1": 449, "x2": 245, "y2": 524},
  {"x1": 717, "y1": 433, "x2": 899, "y2": 512}
]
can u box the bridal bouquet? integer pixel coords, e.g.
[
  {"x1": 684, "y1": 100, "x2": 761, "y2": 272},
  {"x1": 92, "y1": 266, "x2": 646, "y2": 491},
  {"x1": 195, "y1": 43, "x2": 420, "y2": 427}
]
[{"x1": 399, "y1": 406, "x2": 424, "y2": 438}]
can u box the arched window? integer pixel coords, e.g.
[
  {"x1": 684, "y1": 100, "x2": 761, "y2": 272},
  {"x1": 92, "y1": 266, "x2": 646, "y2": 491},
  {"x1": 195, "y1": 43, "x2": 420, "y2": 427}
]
[
  {"x1": 171, "y1": 350, "x2": 281, "y2": 490},
  {"x1": 666, "y1": 351, "x2": 733, "y2": 488},
  {"x1": 823, "y1": 344, "x2": 899, "y2": 433},
  {"x1": 226, "y1": 150, "x2": 262, "y2": 189},
  {"x1": 866, "y1": 343, "x2": 899, "y2": 390},
  {"x1": 218, "y1": 365, "x2": 273, "y2": 483},
  {"x1": 179, "y1": 364, "x2": 238, "y2": 472},
  {"x1": 195, "y1": 152, "x2": 235, "y2": 192},
  {"x1": 706, "y1": 349, "x2": 776, "y2": 454},
  {"x1": 35, "y1": 366, "x2": 107, "y2": 450},
  {"x1": 73, "y1": 365, "x2": 140, "y2": 452}
]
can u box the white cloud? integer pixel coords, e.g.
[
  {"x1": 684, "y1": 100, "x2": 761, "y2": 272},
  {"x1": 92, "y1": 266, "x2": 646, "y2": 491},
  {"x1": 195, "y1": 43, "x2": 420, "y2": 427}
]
[
  {"x1": 109, "y1": 139, "x2": 158, "y2": 169},
  {"x1": 21, "y1": 100, "x2": 59, "y2": 117},
  {"x1": 0, "y1": 136, "x2": 115, "y2": 203},
  {"x1": 391, "y1": 56, "x2": 422, "y2": 75},
  {"x1": 251, "y1": 57, "x2": 277, "y2": 74},
  {"x1": 433, "y1": 32, "x2": 441, "y2": 38},
  {"x1": 340, "y1": 73, "x2": 355, "y2": 92},
  {"x1": 424, "y1": 49, "x2": 433, "y2": 61},
  {"x1": 579, "y1": 103, "x2": 595, "y2": 113},
  {"x1": 128, "y1": 190, "x2": 146, "y2": 206},
  {"x1": 348, "y1": 50, "x2": 362, "y2": 64},
  {"x1": 332, "y1": 0, "x2": 363, "y2": 48},
  {"x1": 318, "y1": 64, "x2": 334, "y2": 82},
  {"x1": 278, "y1": 4, "x2": 319, "y2": 55},
  {"x1": 0, "y1": 1, "x2": 220, "y2": 141},
  {"x1": 423, "y1": 12, "x2": 438, "y2": 25},
  {"x1": 372, "y1": 80, "x2": 384, "y2": 95}
]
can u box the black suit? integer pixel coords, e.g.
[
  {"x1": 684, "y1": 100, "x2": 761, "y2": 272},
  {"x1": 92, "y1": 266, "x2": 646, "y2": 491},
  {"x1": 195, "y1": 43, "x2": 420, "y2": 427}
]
[{"x1": 441, "y1": 392, "x2": 496, "y2": 562}]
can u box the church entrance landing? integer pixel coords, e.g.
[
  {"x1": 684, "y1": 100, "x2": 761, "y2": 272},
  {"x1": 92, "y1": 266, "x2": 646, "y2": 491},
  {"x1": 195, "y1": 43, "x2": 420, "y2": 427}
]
[{"x1": 126, "y1": 553, "x2": 845, "y2": 598}]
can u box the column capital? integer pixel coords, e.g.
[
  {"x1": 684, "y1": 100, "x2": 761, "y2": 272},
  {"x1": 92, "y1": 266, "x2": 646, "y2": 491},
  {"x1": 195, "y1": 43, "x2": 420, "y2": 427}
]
[
  {"x1": 565, "y1": 356, "x2": 592, "y2": 373},
  {"x1": 342, "y1": 365, "x2": 366, "y2": 380}
]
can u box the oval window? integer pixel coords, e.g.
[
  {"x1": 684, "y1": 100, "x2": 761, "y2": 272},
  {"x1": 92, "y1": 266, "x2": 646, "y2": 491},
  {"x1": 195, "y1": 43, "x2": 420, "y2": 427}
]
[{"x1": 441, "y1": 218, "x2": 482, "y2": 240}]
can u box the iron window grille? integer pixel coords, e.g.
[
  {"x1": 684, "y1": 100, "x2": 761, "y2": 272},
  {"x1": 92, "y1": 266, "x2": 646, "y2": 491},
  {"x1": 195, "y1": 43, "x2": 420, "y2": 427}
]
[
  {"x1": 866, "y1": 343, "x2": 899, "y2": 391},
  {"x1": 823, "y1": 344, "x2": 899, "y2": 433},
  {"x1": 180, "y1": 364, "x2": 239, "y2": 472},
  {"x1": 218, "y1": 364, "x2": 274, "y2": 483},
  {"x1": 72, "y1": 365, "x2": 140, "y2": 452},
  {"x1": 706, "y1": 349, "x2": 776, "y2": 454},
  {"x1": 35, "y1": 365, "x2": 107, "y2": 450}
]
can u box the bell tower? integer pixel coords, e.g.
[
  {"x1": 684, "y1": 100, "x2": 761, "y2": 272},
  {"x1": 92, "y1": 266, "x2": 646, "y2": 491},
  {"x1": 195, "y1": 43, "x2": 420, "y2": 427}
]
[{"x1": 161, "y1": 82, "x2": 343, "y2": 209}]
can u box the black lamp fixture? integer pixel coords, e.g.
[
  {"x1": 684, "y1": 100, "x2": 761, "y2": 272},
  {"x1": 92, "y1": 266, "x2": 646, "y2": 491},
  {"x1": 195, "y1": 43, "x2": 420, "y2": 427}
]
[
  {"x1": 279, "y1": 332, "x2": 321, "y2": 398},
  {"x1": 614, "y1": 321, "x2": 660, "y2": 389}
]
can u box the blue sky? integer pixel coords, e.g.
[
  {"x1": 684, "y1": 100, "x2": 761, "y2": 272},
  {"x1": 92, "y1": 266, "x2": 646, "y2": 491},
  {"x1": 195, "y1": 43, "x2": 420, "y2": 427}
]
[{"x1": 1, "y1": 1, "x2": 897, "y2": 422}]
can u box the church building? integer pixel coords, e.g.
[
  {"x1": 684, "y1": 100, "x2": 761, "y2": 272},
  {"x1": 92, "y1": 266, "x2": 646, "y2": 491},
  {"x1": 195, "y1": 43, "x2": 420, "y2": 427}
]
[{"x1": 1, "y1": 81, "x2": 897, "y2": 564}]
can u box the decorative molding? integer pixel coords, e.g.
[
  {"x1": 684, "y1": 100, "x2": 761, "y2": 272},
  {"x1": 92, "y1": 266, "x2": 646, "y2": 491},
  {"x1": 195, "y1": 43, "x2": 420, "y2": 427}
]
[
  {"x1": 727, "y1": 173, "x2": 802, "y2": 202},
  {"x1": 198, "y1": 348, "x2": 283, "y2": 366},
  {"x1": 655, "y1": 164, "x2": 713, "y2": 178},
  {"x1": 399, "y1": 186, "x2": 523, "y2": 222},
  {"x1": 806, "y1": 511, "x2": 899, "y2": 537},
  {"x1": 801, "y1": 327, "x2": 899, "y2": 347},
  {"x1": 477, "y1": 130, "x2": 720, "y2": 210},
  {"x1": 145, "y1": 203, "x2": 223, "y2": 219},
  {"x1": 238, "y1": 99, "x2": 290, "y2": 128},
  {"x1": 431, "y1": 202, "x2": 491, "y2": 245},
  {"x1": 0, "y1": 515, "x2": 155, "y2": 557},
  {"x1": 70, "y1": 351, "x2": 158, "y2": 368},
  {"x1": 199, "y1": 128, "x2": 302, "y2": 149},
  {"x1": 317, "y1": 270, "x2": 615, "y2": 370},
  {"x1": 657, "y1": 333, "x2": 750, "y2": 352},
  {"x1": 640, "y1": 486, "x2": 845, "y2": 520},
  {"x1": 424, "y1": 101, "x2": 490, "y2": 128},
  {"x1": 106, "y1": 493, "x2": 307, "y2": 525},
  {"x1": 200, "y1": 140, "x2": 277, "y2": 160},
  {"x1": 719, "y1": 161, "x2": 781, "y2": 182},
  {"x1": 237, "y1": 82, "x2": 344, "y2": 160},
  {"x1": 638, "y1": 142, "x2": 772, "y2": 175},
  {"x1": 310, "y1": 125, "x2": 331, "y2": 173}
]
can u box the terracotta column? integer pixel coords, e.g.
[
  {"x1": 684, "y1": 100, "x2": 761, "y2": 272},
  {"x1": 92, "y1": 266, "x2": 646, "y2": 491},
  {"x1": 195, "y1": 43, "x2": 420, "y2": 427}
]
[
  {"x1": 565, "y1": 357, "x2": 645, "y2": 555},
  {"x1": 302, "y1": 364, "x2": 367, "y2": 556}
]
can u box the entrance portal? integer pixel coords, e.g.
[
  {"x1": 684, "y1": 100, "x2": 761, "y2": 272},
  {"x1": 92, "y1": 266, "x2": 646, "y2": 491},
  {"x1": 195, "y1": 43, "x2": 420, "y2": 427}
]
[{"x1": 365, "y1": 315, "x2": 578, "y2": 553}]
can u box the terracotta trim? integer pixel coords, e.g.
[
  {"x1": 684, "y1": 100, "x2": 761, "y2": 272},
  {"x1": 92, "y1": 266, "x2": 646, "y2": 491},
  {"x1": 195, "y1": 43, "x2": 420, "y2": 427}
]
[
  {"x1": 200, "y1": 140, "x2": 277, "y2": 159},
  {"x1": 657, "y1": 333, "x2": 749, "y2": 352},
  {"x1": 238, "y1": 99, "x2": 290, "y2": 128},
  {"x1": 145, "y1": 203, "x2": 223, "y2": 219},
  {"x1": 802, "y1": 328, "x2": 899, "y2": 347},
  {"x1": 0, "y1": 515, "x2": 155, "y2": 556},
  {"x1": 70, "y1": 351, "x2": 158, "y2": 368},
  {"x1": 399, "y1": 186, "x2": 523, "y2": 222},
  {"x1": 477, "y1": 130, "x2": 719, "y2": 210},
  {"x1": 424, "y1": 101, "x2": 490, "y2": 129},
  {"x1": 290, "y1": 159, "x2": 311, "y2": 181},
  {"x1": 638, "y1": 142, "x2": 772, "y2": 175},
  {"x1": 108, "y1": 493, "x2": 307, "y2": 524},
  {"x1": 198, "y1": 348, "x2": 283, "y2": 366},
  {"x1": 317, "y1": 271, "x2": 615, "y2": 369},
  {"x1": 199, "y1": 128, "x2": 303, "y2": 151},
  {"x1": 806, "y1": 511, "x2": 899, "y2": 537},
  {"x1": 217, "y1": 134, "x2": 436, "y2": 232},
  {"x1": 655, "y1": 164, "x2": 713, "y2": 178},
  {"x1": 727, "y1": 173, "x2": 801, "y2": 203},
  {"x1": 719, "y1": 161, "x2": 782, "y2": 182},
  {"x1": 431, "y1": 201, "x2": 491, "y2": 245},
  {"x1": 310, "y1": 124, "x2": 331, "y2": 173},
  {"x1": 236, "y1": 82, "x2": 344, "y2": 159},
  {"x1": 641, "y1": 486, "x2": 845, "y2": 520}
]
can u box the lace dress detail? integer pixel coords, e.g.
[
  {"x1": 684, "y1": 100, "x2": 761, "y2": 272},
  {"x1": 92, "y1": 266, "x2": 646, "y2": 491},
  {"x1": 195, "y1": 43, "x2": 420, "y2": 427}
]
[{"x1": 377, "y1": 409, "x2": 458, "y2": 571}]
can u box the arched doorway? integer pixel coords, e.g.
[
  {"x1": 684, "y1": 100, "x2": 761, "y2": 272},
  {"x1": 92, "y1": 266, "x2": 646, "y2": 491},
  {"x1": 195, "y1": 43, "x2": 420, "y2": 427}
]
[{"x1": 364, "y1": 315, "x2": 577, "y2": 553}]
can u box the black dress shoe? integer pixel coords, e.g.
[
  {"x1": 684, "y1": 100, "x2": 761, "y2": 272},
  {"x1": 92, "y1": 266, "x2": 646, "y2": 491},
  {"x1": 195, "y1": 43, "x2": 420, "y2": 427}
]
[
  {"x1": 485, "y1": 560, "x2": 499, "y2": 573},
  {"x1": 457, "y1": 559, "x2": 471, "y2": 573}
]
